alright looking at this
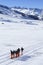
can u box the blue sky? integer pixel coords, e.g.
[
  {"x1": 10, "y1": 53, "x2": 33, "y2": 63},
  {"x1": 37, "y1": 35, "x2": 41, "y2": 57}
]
[{"x1": 0, "y1": 0, "x2": 43, "y2": 9}]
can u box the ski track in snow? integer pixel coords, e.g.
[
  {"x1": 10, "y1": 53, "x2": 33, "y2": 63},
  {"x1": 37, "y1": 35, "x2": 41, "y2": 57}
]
[
  {"x1": 0, "y1": 52, "x2": 9, "y2": 57},
  {"x1": 0, "y1": 20, "x2": 43, "y2": 65},
  {"x1": 0, "y1": 42, "x2": 43, "y2": 65},
  {"x1": 5, "y1": 45, "x2": 43, "y2": 65}
]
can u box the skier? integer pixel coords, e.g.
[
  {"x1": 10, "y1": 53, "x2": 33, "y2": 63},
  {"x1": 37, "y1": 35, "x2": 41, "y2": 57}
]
[
  {"x1": 21, "y1": 47, "x2": 24, "y2": 55},
  {"x1": 10, "y1": 50, "x2": 16, "y2": 59},
  {"x1": 17, "y1": 48, "x2": 20, "y2": 57},
  {"x1": 16, "y1": 48, "x2": 20, "y2": 58}
]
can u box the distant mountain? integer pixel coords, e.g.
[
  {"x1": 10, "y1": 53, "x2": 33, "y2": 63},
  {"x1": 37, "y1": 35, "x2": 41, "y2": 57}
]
[
  {"x1": 0, "y1": 5, "x2": 13, "y2": 15},
  {"x1": 0, "y1": 4, "x2": 43, "y2": 20}
]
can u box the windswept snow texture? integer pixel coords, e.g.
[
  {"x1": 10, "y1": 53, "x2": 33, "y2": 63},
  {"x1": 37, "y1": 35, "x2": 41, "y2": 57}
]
[
  {"x1": 0, "y1": 5, "x2": 43, "y2": 65},
  {"x1": 0, "y1": 18, "x2": 43, "y2": 65}
]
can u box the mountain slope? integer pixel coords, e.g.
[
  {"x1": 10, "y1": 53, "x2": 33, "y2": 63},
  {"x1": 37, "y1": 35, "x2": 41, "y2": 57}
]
[{"x1": 0, "y1": 5, "x2": 42, "y2": 20}]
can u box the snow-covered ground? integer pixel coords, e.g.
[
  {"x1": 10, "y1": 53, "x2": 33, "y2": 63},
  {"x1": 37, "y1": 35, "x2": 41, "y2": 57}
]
[{"x1": 0, "y1": 19, "x2": 43, "y2": 65}]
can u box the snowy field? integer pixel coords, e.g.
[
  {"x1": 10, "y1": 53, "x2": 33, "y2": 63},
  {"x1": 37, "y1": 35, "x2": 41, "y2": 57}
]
[{"x1": 0, "y1": 20, "x2": 43, "y2": 65}]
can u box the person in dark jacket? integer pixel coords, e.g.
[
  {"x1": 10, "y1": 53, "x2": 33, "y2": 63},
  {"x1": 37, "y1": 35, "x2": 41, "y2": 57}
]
[
  {"x1": 21, "y1": 47, "x2": 24, "y2": 55},
  {"x1": 10, "y1": 50, "x2": 14, "y2": 59},
  {"x1": 16, "y1": 48, "x2": 20, "y2": 58}
]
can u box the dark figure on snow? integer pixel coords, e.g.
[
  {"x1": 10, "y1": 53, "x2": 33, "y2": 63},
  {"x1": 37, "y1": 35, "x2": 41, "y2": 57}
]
[
  {"x1": 16, "y1": 48, "x2": 20, "y2": 58},
  {"x1": 10, "y1": 47, "x2": 24, "y2": 59},
  {"x1": 10, "y1": 50, "x2": 16, "y2": 59},
  {"x1": 21, "y1": 47, "x2": 24, "y2": 55}
]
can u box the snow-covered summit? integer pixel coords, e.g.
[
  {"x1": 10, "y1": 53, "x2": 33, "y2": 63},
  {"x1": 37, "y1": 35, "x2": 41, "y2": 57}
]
[{"x1": 0, "y1": 4, "x2": 43, "y2": 21}]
